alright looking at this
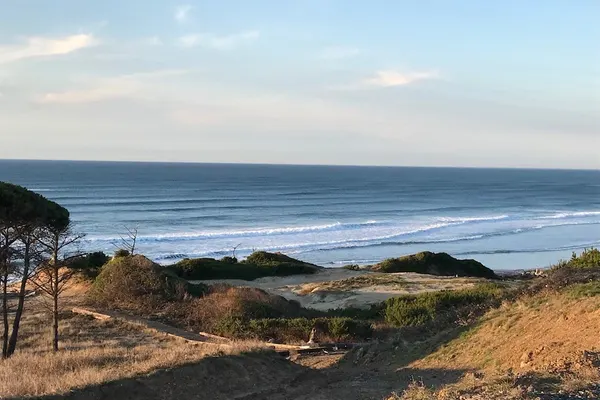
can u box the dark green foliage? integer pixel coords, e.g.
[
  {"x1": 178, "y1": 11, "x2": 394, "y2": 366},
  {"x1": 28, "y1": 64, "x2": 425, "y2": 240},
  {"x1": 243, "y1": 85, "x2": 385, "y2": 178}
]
[
  {"x1": 87, "y1": 252, "x2": 110, "y2": 268},
  {"x1": 556, "y1": 248, "x2": 600, "y2": 270},
  {"x1": 244, "y1": 251, "x2": 317, "y2": 267},
  {"x1": 166, "y1": 251, "x2": 321, "y2": 281},
  {"x1": 0, "y1": 182, "x2": 69, "y2": 231},
  {"x1": 383, "y1": 283, "x2": 505, "y2": 328},
  {"x1": 114, "y1": 249, "x2": 130, "y2": 258},
  {"x1": 540, "y1": 249, "x2": 600, "y2": 291},
  {"x1": 217, "y1": 317, "x2": 372, "y2": 342},
  {"x1": 372, "y1": 251, "x2": 498, "y2": 279},
  {"x1": 326, "y1": 304, "x2": 385, "y2": 320},
  {"x1": 90, "y1": 255, "x2": 207, "y2": 312},
  {"x1": 66, "y1": 252, "x2": 110, "y2": 278}
]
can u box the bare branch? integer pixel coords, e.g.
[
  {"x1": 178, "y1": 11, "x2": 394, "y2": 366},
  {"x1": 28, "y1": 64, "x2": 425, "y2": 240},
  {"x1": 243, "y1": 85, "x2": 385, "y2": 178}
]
[{"x1": 112, "y1": 226, "x2": 138, "y2": 256}]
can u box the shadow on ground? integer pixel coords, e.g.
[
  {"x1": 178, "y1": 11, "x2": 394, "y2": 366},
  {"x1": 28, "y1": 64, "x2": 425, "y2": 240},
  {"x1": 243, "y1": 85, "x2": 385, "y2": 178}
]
[{"x1": 26, "y1": 322, "x2": 476, "y2": 400}]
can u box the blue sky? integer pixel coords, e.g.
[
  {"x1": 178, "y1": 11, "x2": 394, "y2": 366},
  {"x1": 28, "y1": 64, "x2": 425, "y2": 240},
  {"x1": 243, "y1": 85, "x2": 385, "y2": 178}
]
[{"x1": 0, "y1": 0, "x2": 598, "y2": 168}]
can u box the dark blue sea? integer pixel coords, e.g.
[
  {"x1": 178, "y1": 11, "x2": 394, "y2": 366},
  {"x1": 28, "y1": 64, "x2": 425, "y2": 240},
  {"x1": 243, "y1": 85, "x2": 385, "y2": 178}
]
[{"x1": 1, "y1": 160, "x2": 599, "y2": 270}]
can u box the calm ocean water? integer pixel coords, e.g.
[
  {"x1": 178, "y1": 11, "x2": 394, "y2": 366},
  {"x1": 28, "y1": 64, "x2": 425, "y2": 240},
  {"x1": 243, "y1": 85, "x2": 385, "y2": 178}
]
[{"x1": 1, "y1": 160, "x2": 599, "y2": 270}]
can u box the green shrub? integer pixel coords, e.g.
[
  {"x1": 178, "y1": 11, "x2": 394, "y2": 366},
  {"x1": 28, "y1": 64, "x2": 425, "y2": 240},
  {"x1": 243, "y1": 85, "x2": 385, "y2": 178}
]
[
  {"x1": 66, "y1": 251, "x2": 110, "y2": 278},
  {"x1": 538, "y1": 249, "x2": 600, "y2": 292},
  {"x1": 244, "y1": 251, "x2": 309, "y2": 266},
  {"x1": 166, "y1": 251, "x2": 321, "y2": 281},
  {"x1": 372, "y1": 251, "x2": 498, "y2": 279},
  {"x1": 566, "y1": 281, "x2": 600, "y2": 299},
  {"x1": 326, "y1": 304, "x2": 385, "y2": 320},
  {"x1": 565, "y1": 248, "x2": 600, "y2": 269},
  {"x1": 383, "y1": 283, "x2": 506, "y2": 328},
  {"x1": 240, "y1": 317, "x2": 372, "y2": 342},
  {"x1": 89, "y1": 255, "x2": 207, "y2": 312},
  {"x1": 114, "y1": 249, "x2": 130, "y2": 258}
]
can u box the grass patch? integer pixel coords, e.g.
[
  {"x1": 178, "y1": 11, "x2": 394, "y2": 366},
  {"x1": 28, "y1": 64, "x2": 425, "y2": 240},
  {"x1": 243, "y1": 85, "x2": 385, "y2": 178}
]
[
  {"x1": 383, "y1": 283, "x2": 506, "y2": 328},
  {"x1": 566, "y1": 281, "x2": 600, "y2": 299}
]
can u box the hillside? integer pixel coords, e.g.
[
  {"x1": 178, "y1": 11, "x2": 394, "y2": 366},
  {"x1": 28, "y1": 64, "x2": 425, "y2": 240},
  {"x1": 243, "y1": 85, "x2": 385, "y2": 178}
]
[{"x1": 3, "y1": 250, "x2": 600, "y2": 399}]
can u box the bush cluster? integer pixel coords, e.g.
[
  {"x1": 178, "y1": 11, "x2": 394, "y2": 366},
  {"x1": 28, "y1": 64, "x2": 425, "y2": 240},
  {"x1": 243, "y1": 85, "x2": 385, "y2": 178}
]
[
  {"x1": 89, "y1": 255, "x2": 207, "y2": 312},
  {"x1": 383, "y1": 283, "x2": 506, "y2": 327},
  {"x1": 535, "y1": 249, "x2": 600, "y2": 292},
  {"x1": 216, "y1": 316, "x2": 372, "y2": 343},
  {"x1": 372, "y1": 251, "x2": 498, "y2": 279},
  {"x1": 88, "y1": 253, "x2": 509, "y2": 344},
  {"x1": 66, "y1": 251, "x2": 110, "y2": 278},
  {"x1": 166, "y1": 251, "x2": 321, "y2": 281}
]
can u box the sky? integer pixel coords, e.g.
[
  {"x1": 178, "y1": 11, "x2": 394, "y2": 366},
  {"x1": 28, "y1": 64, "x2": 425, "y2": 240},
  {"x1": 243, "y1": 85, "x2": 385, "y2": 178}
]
[{"x1": 0, "y1": 0, "x2": 598, "y2": 169}]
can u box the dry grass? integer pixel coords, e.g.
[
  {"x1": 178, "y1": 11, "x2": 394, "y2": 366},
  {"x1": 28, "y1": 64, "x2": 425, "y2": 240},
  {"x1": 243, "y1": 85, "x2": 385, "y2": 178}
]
[
  {"x1": 412, "y1": 293, "x2": 600, "y2": 375},
  {"x1": 388, "y1": 372, "x2": 599, "y2": 400},
  {"x1": 388, "y1": 381, "x2": 437, "y2": 400},
  {"x1": 380, "y1": 291, "x2": 600, "y2": 399},
  {"x1": 0, "y1": 304, "x2": 264, "y2": 398},
  {"x1": 296, "y1": 273, "x2": 484, "y2": 296},
  {"x1": 298, "y1": 274, "x2": 409, "y2": 295}
]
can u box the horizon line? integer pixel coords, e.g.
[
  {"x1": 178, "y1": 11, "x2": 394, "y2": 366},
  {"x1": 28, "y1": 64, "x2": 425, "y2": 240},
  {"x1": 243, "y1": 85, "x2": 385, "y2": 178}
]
[{"x1": 0, "y1": 157, "x2": 598, "y2": 172}]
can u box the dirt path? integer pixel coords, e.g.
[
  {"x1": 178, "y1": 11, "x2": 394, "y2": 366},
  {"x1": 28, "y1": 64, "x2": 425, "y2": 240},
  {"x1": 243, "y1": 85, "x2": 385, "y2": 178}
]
[{"x1": 71, "y1": 307, "x2": 318, "y2": 353}]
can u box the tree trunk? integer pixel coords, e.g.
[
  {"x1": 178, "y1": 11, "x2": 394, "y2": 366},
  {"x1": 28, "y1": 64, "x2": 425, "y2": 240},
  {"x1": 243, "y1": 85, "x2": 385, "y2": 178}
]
[
  {"x1": 1, "y1": 232, "x2": 9, "y2": 359},
  {"x1": 52, "y1": 242, "x2": 59, "y2": 352},
  {"x1": 52, "y1": 289, "x2": 58, "y2": 352},
  {"x1": 1, "y1": 272, "x2": 8, "y2": 359},
  {"x1": 7, "y1": 241, "x2": 30, "y2": 357}
]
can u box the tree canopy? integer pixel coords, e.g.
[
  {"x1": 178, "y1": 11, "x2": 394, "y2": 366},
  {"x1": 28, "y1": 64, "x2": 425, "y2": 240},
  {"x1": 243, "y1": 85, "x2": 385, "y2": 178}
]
[{"x1": 0, "y1": 182, "x2": 69, "y2": 232}]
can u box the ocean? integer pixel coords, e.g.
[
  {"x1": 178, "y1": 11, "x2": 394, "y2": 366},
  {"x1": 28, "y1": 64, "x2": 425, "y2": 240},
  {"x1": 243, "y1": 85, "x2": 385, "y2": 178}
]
[{"x1": 1, "y1": 160, "x2": 599, "y2": 270}]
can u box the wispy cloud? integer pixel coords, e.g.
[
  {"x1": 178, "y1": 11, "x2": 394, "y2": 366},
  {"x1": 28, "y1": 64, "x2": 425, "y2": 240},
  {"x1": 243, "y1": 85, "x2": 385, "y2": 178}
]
[
  {"x1": 178, "y1": 31, "x2": 260, "y2": 50},
  {"x1": 320, "y1": 46, "x2": 360, "y2": 60},
  {"x1": 143, "y1": 36, "x2": 163, "y2": 46},
  {"x1": 36, "y1": 70, "x2": 188, "y2": 104},
  {"x1": 174, "y1": 4, "x2": 193, "y2": 23},
  {"x1": 364, "y1": 70, "x2": 439, "y2": 87},
  {"x1": 0, "y1": 34, "x2": 97, "y2": 64}
]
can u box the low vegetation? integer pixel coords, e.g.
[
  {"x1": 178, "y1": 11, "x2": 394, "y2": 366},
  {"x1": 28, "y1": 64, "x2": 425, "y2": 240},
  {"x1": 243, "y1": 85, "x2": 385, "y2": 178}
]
[
  {"x1": 89, "y1": 255, "x2": 208, "y2": 313},
  {"x1": 534, "y1": 248, "x2": 600, "y2": 292},
  {"x1": 217, "y1": 317, "x2": 372, "y2": 343},
  {"x1": 88, "y1": 255, "x2": 368, "y2": 342},
  {"x1": 0, "y1": 308, "x2": 263, "y2": 398},
  {"x1": 371, "y1": 251, "x2": 498, "y2": 279},
  {"x1": 166, "y1": 251, "x2": 321, "y2": 281},
  {"x1": 66, "y1": 251, "x2": 110, "y2": 278},
  {"x1": 383, "y1": 283, "x2": 506, "y2": 327}
]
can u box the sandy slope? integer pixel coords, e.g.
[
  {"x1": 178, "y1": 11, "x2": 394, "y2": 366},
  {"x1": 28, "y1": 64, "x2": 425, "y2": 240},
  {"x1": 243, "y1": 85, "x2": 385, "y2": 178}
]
[{"x1": 191, "y1": 268, "x2": 485, "y2": 310}]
